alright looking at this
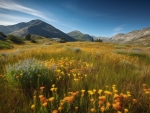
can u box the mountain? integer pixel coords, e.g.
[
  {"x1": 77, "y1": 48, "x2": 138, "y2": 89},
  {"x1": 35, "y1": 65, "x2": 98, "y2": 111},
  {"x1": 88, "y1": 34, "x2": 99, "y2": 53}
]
[
  {"x1": 0, "y1": 19, "x2": 75, "y2": 41},
  {"x1": 109, "y1": 27, "x2": 150, "y2": 44},
  {"x1": 0, "y1": 32, "x2": 7, "y2": 41},
  {"x1": 67, "y1": 30, "x2": 93, "y2": 41},
  {"x1": 92, "y1": 36, "x2": 110, "y2": 42}
]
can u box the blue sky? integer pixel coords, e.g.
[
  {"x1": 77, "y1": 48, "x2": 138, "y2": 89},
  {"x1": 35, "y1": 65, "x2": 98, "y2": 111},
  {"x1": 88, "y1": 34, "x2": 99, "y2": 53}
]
[{"x1": 0, "y1": 0, "x2": 150, "y2": 37}]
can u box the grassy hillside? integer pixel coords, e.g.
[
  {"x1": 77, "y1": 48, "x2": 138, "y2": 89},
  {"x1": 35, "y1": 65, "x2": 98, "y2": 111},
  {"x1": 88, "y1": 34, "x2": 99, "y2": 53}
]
[{"x1": 0, "y1": 41, "x2": 150, "y2": 112}]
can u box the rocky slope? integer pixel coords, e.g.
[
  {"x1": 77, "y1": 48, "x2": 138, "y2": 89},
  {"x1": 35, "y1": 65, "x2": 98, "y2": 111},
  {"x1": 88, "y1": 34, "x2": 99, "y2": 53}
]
[{"x1": 109, "y1": 27, "x2": 150, "y2": 43}]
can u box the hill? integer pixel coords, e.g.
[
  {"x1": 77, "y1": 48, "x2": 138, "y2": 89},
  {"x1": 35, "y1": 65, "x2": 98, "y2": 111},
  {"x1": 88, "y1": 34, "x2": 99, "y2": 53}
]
[
  {"x1": 0, "y1": 19, "x2": 75, "y2": 41},
  {"x1": 109, "y1": 27, "x2": 150, "y2": 45},
  {"x1": 67, "y1": 30, "x2": 93, "y2": 41}
]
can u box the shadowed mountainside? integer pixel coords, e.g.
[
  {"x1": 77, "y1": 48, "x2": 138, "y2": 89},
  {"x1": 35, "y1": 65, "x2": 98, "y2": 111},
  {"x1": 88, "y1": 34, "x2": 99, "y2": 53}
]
[
  {"x1": 0, "y1": 19, "x2": 75, "y2": 41},
  {"x1": 67, "y1": 30, "x2": 93, "y2": 41}
]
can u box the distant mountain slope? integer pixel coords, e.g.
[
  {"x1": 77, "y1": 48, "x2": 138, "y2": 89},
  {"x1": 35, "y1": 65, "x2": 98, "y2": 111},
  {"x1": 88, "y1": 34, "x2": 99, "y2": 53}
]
[
  {"x1": 109, "y1": 27, "x2": 150, "y2": 43},
  {"x1": 67, "y1": 30, "x2": 93, "y2": 41},
  {"x1": 0, "y1": 20, "x2": 38, "y2": 34},
  {"x1": 0, "y1": 19, "x2": 75, "y2": 41},
  {"x1": 92, "y1": 36, "x2": 110, "y2": 42}
]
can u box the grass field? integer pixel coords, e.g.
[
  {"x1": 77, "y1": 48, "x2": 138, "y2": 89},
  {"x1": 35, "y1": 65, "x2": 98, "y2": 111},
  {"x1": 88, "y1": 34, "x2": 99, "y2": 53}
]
[{"x1": 0, "y1": 40, "x2": 150, "y2": 113}]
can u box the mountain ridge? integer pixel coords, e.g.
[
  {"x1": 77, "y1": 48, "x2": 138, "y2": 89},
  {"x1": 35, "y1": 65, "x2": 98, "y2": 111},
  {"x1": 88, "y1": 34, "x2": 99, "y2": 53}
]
[{"x1": 0, "y1": 19, "x2": 75, "y2": 42}]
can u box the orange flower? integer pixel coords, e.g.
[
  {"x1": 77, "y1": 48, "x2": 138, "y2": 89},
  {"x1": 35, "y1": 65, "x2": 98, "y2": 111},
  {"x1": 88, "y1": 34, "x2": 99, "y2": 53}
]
[
  {"x1": 49, "y1": 97, "x2": 54, "y2": 102},
  {"x1": 100, "y1": 106, "x2": 105, "y2": 113},
  {"x1": 90, "y1": 108, "x2": 95, "y2": 113},
  {"x1": 52, "y1": 110, "x2": 58, "y2": 113}
]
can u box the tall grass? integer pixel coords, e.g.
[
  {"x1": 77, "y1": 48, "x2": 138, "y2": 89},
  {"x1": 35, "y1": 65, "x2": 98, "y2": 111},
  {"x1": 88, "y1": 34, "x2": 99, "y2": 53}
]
[{"x1": 0, "y1": 42, "x2": 150, "y2": 112}]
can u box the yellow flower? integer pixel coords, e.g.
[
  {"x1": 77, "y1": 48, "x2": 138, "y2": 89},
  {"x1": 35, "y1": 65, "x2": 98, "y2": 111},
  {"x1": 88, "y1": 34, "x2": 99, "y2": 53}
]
[
  {"x1": 88, "y1": 90, "x2": 94, "y2": 95},
  {"x1": 93, "y1": 89, "x2": 96, "y2": 93},
  {"x1": 98, "y1": 89, "x2": 102, "y2": 95},
  {"x1": 106, "y1": 102, "x2": 111, "y2": 108},
  {"x1": 49, "y1": 97, "x2": 54, "y2": 102},
  {"x1": 100, "y1": 106, "x2": 105, "y2": 113},
  {"x1": 145, "y1": 91, "x2": 150, "y2": 94},
  {"x1": 124, "y1": 108, "x2": 128, "y2": 113},
  {"x1": 42, "y1": 102, "x2": 47, "y2": 107},
  {"x1": 81, "y1": 90, "x2": 85, "y2": 93},
  {"x1": 90, "y1": 108, "x2": 95, "y2": 113},
  {"x1": 30, "y1": 104, "x2": 35, "y2": 109},
  {"x1": 58, "y1": 106, "x2": 62, "y2": 111},
  {"x1": 50, "y1": 88, "x2": 55, "y2": 92},
  {"x1": 52, "y1": 84, "x2": 55, "y2": 88},
  {"x1": 39, "y1": 95, "x2": 43, "y2": 98}
]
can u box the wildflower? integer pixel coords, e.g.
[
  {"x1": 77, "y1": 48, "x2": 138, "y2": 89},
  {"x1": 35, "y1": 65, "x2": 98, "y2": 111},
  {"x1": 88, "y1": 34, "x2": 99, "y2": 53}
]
[
  {"x1": 90, "y1": 98, "x2": 95, "y2": 103},
  {"x1": 133, "y1": 99, "x2": 137, "y2": 103},
  {"x1": 52, "y1": 84, "x2": 55, "y2": 88},
  {"x1": 145, "y1": 91, "x2": 150, "y2": 94},
  {"x1": 52, "y1": 110, "x2": 58, "y2": 113},
  {"x1": 75, "y1": 106, "x2": 78, "y2": 110},
  {"x1": 98, "y1": 89, "x2": 102, "y2": 95},
  {"x1": 81, "y1": 90, "x2": 85, "y2": 93},
  {"x1": 16, "y1": 76, "x2": 19, "y2": 79},
  {"x1": 104, "y1": 90, "x2": 111, "y2": 95},
  {"x1": 39, "y1": 95, "x2": 43, "y2": 98},
  {"x1": 106, "y1": 102, "x2": 111, "y2": 108},
  {"x1": 90, "y1": 108, "x2": 95, "y2": 113},
  {"x1": 40, "y1": 86, "x2": 45, "y2": 90},
  {"x1": 88, "y1": 90, "x2": 94, "y2": 96},
  {"x1": 42, "y1": 102, "x2": 47, "y2": 107},
  {"x1": 113, "y1": 90, "x2": 118, "y2": 93},
  {"x1": 124, "y1": 108, "x2": 128, "y2": 113},
  {"x1": 31, "y1": 104, "x2": 35, "y2": 109},
  {"x1": 49, "y1": 97, "x2": 54, "y2": 102},
  {"x1": 117, "y1": 111, "x2": 122, "y2": 113},
  {"x1": 93, "y1": 89, "x2": 96, "y2": 93},
  {"x1": 98, "y1": 100, "x2": 103, "y2": 105},
  {"x1": 100, "y1": 106, "x2": 105, "y2": 113},
  {"x1": 113, "y1": 103, "x2": 121, "y2": 110},
  {"x1": 58, "y1": 106, "x2": 62, "y2": 111},
  {"x1": 64, "y1": 96, "x2": 74, "y2": 103},
  {"x1": 99, "y1": 96, "x2": 106, "y2": 101},
  {"x1": 50, "y1": 88, "x2": 55, "y2": 92}
]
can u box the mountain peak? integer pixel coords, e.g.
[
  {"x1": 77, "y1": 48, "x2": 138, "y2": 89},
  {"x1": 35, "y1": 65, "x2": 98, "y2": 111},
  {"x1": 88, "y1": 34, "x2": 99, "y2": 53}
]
[{"x1": 0, "y1": 19, "x2": 75, "y2": 41}]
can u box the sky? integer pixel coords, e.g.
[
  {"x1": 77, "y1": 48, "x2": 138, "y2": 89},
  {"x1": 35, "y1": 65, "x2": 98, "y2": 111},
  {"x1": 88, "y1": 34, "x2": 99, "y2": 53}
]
[{"x1": 0, "y1": 0, "x2": 150, "y2": 37}]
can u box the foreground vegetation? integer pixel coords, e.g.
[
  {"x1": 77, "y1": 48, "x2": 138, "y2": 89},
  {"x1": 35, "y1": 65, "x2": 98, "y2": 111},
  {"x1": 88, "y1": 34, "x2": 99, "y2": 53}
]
[{"x1": 0, "y1": 41, "x2": 150, "y2": 113}]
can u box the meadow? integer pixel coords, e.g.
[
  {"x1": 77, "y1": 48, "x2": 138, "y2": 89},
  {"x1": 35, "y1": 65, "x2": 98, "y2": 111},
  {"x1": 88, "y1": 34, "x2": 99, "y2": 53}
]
[{"x1": 0, "y1": 40, "x2": 150, "y2": 113}]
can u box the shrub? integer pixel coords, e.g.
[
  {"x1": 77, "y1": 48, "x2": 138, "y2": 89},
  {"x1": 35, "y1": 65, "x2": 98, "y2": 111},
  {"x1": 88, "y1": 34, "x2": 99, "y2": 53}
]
[
  {"x1": 7, "y1": 35, "x2": 24, "y2": 44},
  {"x1": 73, "y1": 47, "x2": 82, "y2": 53},
  {"x1": 5, "y1": 58, "x2": 53, "y2": 96},
  {"x1": 0, "y1": 40, "x2": 14, "y2": 49},
  {"x1": 25, "y1": 33, "x2": 31, "y2": 40},
  {"x1": 31, "y1": 39, "x2": 37, "y2": 43}
]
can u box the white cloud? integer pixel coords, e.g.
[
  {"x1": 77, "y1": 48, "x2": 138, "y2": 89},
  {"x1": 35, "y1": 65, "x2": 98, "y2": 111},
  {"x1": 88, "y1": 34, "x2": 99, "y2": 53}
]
[
  {"x1": 0, "y1": 13, "x2": 33, "y2": 25},
  {"x1": 0, "y1": 0, "x2": 56, "y2": 22},
  {"x1": 112, "y1": 24, "x2": 127, "y2": 35}
]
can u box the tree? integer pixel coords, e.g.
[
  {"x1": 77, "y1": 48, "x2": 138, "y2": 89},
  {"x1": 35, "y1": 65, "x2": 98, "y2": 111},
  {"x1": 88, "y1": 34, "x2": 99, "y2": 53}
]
[
  {"x1": 25, "y1": 33, "x2": 31, "y2": 40},
  {"x1": 91, "y1": 37, "x2": 94, "y2": 42}
]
